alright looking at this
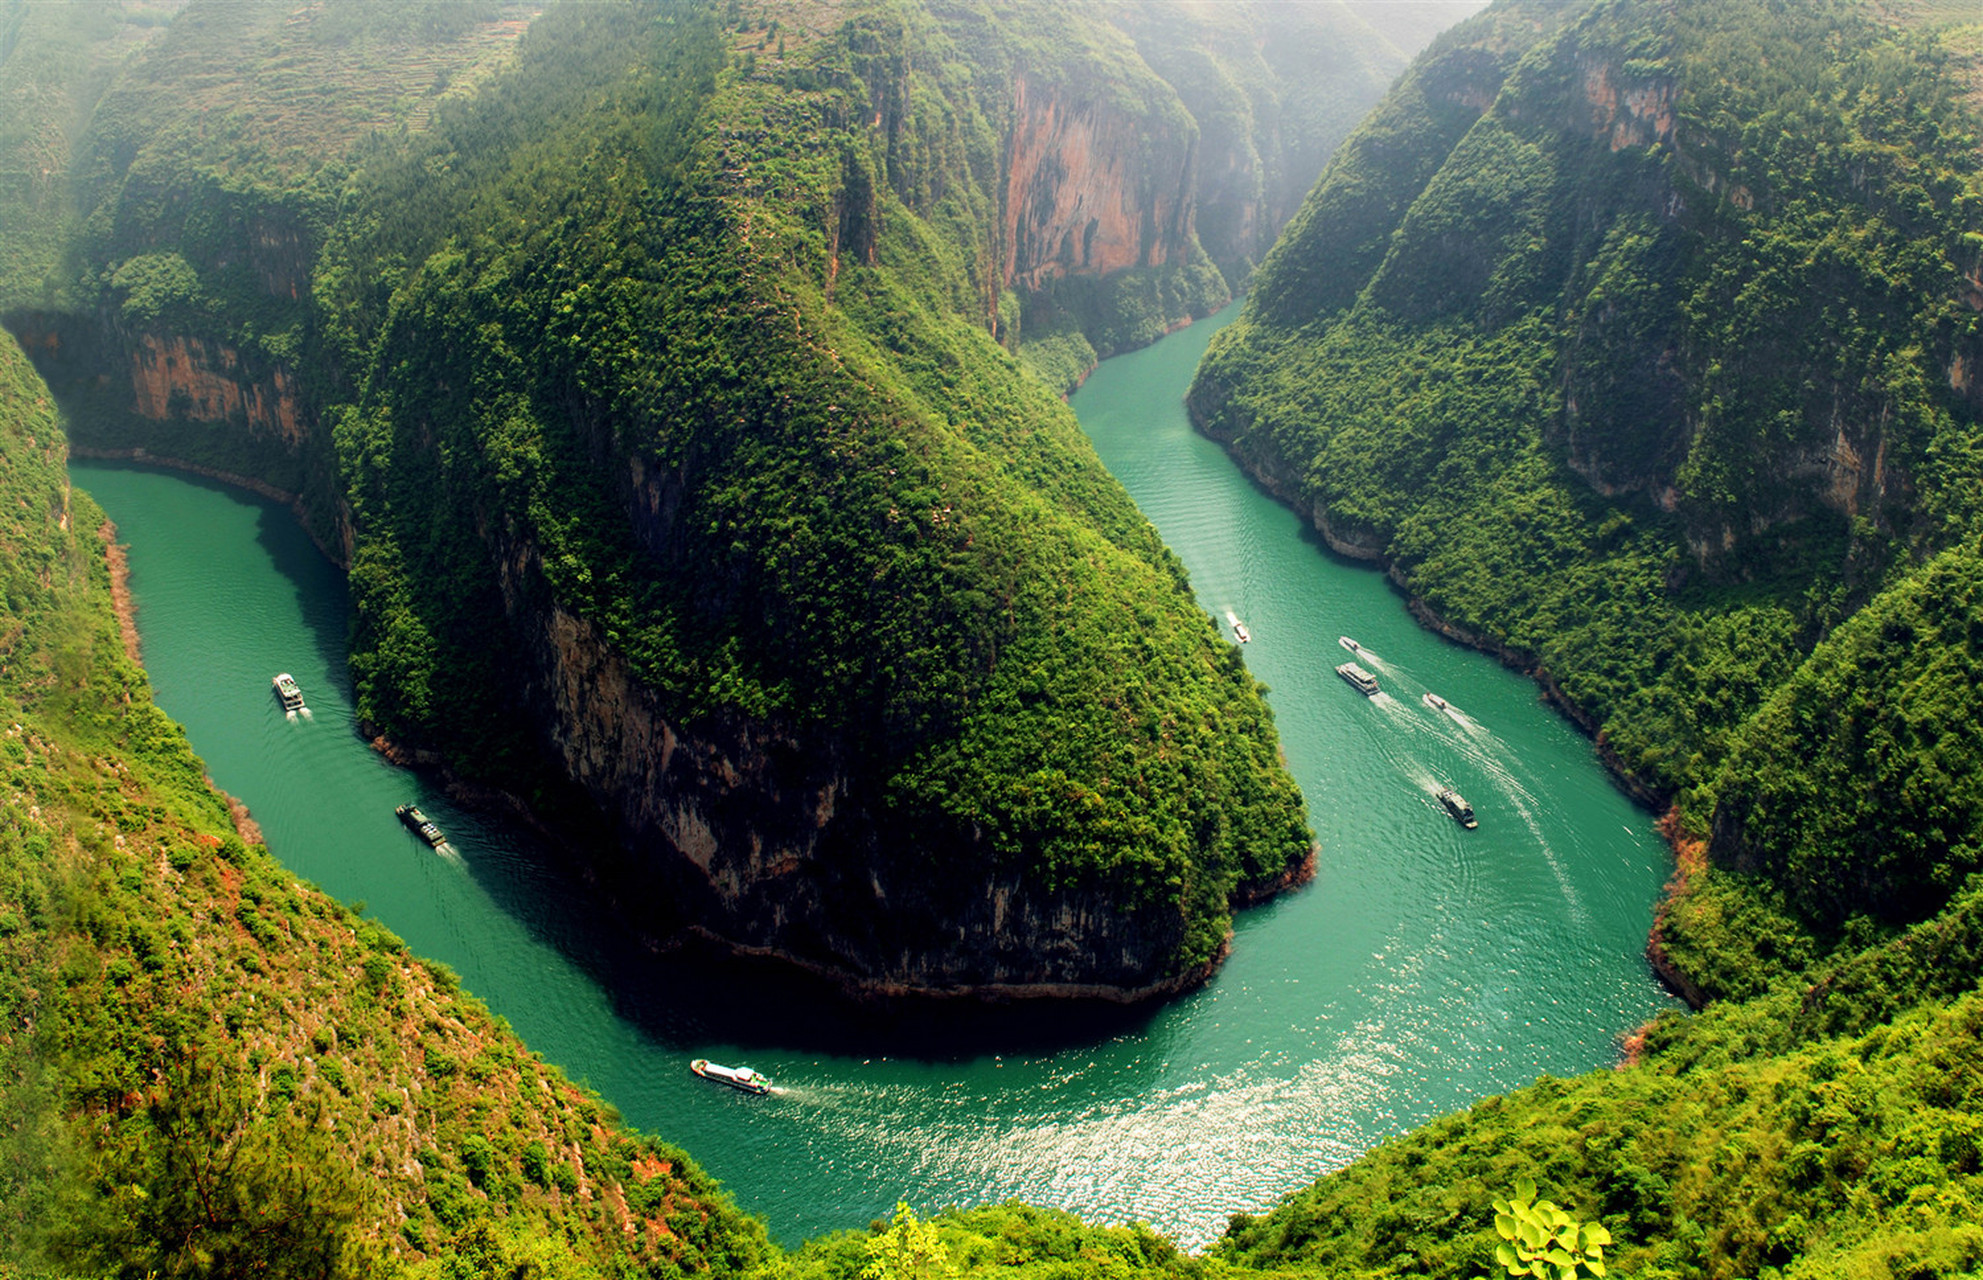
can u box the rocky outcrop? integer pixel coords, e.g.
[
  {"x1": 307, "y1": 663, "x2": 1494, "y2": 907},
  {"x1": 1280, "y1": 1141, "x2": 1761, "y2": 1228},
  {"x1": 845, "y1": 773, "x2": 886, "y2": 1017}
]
[
  {"x1": 1000, "y1": 75, "x2": 1197, "y2": 292},
  {"x1": 9, "y1": 309, "x2": 309, "y2": 448},
  {"x1": 125, "y1": 332, "x2": 304, "y2": 441},
  {"x1": 1573, "y1": 53, "x2": 1676, "y2": 153},
  {"x1": 486, "y1": 527, "x2": 1242, "y2": 1003}
]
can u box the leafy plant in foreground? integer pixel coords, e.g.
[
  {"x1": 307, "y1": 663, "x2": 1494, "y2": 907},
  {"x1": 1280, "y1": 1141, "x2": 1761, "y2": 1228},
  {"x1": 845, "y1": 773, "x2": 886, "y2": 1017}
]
[{"x1": 1483, "y1": 1179, "x2": 1611, "y2": 1280}]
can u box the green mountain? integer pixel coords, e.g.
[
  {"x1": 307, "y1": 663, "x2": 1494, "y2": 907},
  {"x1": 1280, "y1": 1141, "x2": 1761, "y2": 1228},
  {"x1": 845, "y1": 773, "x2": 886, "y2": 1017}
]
[
  {"x1": 0, "y1": 0, "x2": 1490, "y2": 1000},
  {"x1": 17, "y1": 0, "x2": 1983, "y2": 1276},
  {"x1": 1191, "y1": 0, "x2": 1983, "y2": 1005},
  {"x1": 1175, "y1": 0, "x2": 1983, "y2": 1273}
]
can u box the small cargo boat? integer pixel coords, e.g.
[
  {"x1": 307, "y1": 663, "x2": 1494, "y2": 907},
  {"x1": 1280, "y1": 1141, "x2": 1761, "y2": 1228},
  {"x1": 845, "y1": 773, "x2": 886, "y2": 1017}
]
[
  {"x1": 1436, "y1": 787, "x2": 1478, "y2": 829},
  {"x1": 1226, "y1": 611, "x2": 1252, "y2": 643},
  {"x1": 395, "y1": 804, "x2": 450, "y2": 850},
  {"x1": 1335, "y1": 661, "x2": 1380, "y2": 696},
  {"x1": 272, "y1": 672, "x2": 306, "y2": 715},
  {"x1": 691, "y1": 1058, "x2": 770, "y2": 1095},
  {"x1": 1423, "y1": 692, "x2": 1449, "y2": 713}
]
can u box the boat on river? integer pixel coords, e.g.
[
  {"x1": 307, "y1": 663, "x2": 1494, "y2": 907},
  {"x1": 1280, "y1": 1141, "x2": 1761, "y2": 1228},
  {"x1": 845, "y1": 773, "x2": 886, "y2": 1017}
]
[
  {"x1": 1335, "y1": 661, "x2": 1380, "y2": 696},
  {"x1": 271, "y1": 672, "x2": 306, "y2": 716},
  {"x1": 692, "y1": 1058, "x2": 770, "y2": 1095},
  {"x1": 1339, "y1": 636, "x2": 1362, "y2": 655},
  {"x1": 1436, "y1": 787, "x2": 1478, "y2": 829},
  {"x1": 395, "y1": 804, "x2": 452, "y2": 852},
  {"x1": 1423, "y1": 692, "x2": 1449, "y2": 713},
  {"x1": 1226, "y1": 611, "x2": 1251, "y2": 643}
]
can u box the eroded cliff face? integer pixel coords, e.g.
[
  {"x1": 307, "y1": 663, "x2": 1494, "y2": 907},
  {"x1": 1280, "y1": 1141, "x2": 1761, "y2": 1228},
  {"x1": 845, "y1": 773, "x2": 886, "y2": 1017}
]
[
  {"x1": 10, "y1": 312, "x2": 303, "y2": 441},
  {"x1": 1569, "y1": 55, "x2": 1930, "y2": 566},
  {"x1": 490, "y1": 523, "x2": 1212, "y2": 1000},
  {"x1": 1000, "y1": 75, "x2": 1196, "y2": 292},
  {"x1": 126, "y1": 332, "x2": 304, "y2": 441}
]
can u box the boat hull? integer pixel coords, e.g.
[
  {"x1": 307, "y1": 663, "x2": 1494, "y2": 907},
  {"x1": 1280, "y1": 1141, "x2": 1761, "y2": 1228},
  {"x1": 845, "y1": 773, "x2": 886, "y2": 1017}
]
[
  {"x1": 691, "y1": 1058, "x2": 770, "y2": 1095},
  {"x1": 1335, "y1": 662, "x2": 1379, "y2": 696}
]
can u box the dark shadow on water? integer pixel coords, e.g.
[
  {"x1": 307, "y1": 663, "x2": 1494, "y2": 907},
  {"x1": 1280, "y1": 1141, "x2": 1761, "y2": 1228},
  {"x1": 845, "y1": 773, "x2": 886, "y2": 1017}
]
[
  {"x1": 407, "y1": 783, "x2": 1174, "y2": 1063},
  {"x1": 75, "y1": 460, "x2": 356, "y2": 697}
]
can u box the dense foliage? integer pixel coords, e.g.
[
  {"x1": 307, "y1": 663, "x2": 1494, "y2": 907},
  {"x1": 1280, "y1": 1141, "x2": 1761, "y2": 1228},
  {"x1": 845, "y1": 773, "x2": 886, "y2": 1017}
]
[
  {"x1": 15, "y1": 1, "x2": 1983, "y2": 1278},
  {"x1": 0, "y1": 330, "x2": 769, "y2": 1276},
  {"x1": 1190, "y1": 0, "x2": 1983, "y2": 996},
  {"x1": 0, "y1": 0, "x2": 179, "y2": 311},
  {"x1": 0, "y1": 0, "x2": 1430, "y2": 990},
  {"x1": 1176, "y1": 2, "x2": 1983, "y2": 1275},
  {"x1": 1221, "y1": 989, "x2": 1983, "y2": 1280}
]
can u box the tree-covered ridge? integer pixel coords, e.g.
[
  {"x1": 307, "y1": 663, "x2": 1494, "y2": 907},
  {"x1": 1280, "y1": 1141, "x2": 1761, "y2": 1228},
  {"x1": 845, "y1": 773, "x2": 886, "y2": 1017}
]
[
  {"x1": 0, "y1": 0, "x2": 179, "y2": 312},
  {"x1": 1218, "y1": 987, "x2": 1983, "y2": 1280},
  {"x1": 315, "y1": 0, "x2": 1310, "y2": 985},
  {"x1": 1189, "y1": 0, "x2": 1983, "y2": 997},
  {"x1": 70, "y1": 0, "x2": 536, "y2": 194},
  {"x1": 1, "y1": 0, "x2": 1443, "y2": 990},
  {"x1": 0, "y1": 0, "x2": 536, "y2": 316},
  {"x1": 0, "y1": 328, "x2": 768, "y2": 1276}
]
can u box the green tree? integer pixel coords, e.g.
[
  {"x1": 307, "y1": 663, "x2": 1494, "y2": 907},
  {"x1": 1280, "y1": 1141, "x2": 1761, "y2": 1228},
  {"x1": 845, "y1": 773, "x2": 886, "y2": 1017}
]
[
  {"x1": 48, "y1": 1049, "x2": 379, "y2": 1279},
  {"x1": 862, "y1": 1202, "x2": 949, "y2": 1280}
]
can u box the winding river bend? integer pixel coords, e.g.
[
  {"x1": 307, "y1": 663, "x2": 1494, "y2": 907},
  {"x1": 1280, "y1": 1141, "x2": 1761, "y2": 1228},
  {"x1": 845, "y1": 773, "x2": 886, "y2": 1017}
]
[{"x1": 69, "y1": 305, "x2": 1674, "y2": 1247}]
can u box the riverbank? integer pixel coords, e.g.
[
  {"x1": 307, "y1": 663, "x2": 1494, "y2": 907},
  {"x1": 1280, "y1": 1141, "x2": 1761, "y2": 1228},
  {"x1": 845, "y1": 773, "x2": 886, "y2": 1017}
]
[
  {"x1": 1186, "y1": 387, "x2": 1694, "y2": 1006},
  {"x1": 96, "y1": 519, "x2": 140, "y2": 665}
]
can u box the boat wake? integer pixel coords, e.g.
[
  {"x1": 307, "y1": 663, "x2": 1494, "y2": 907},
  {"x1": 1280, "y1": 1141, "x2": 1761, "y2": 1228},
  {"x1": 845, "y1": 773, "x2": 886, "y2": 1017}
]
[
  {"x1": 1344, "y1": 642, "x2": 1395, "y2": 674},
  {"x1": 1448, "y1": 735, "x2": 1590, "y2": 926},
  {"x1": 1402, "y1": 764, "x2": 1444, "y2": 797},
  {"x1": 285, "y1": 709, "x2": 298, "y2": 723},
  {"x1": 1448, "y1": 707, "x2": 1490, "y2": 739}
]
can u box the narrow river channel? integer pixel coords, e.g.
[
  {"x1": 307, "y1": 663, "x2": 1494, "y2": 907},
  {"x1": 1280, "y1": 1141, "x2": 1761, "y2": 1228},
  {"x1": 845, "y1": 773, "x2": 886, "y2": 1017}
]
[{"x1": 69, "y1": 304, "x2": 1674, "y2": 1247}]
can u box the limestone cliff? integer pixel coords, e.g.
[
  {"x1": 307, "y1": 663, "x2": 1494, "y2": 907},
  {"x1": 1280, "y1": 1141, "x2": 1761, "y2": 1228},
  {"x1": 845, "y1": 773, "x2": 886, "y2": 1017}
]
[
  {"x1": 1000, "y1": 74, "x2": 1196, "y2": 292},
  {"x1": 123, "y1": 332, "x2": 303, "y2": 440},
  {"x1": 959, "y1": 0, "x2": 1440, "y2": 368}
]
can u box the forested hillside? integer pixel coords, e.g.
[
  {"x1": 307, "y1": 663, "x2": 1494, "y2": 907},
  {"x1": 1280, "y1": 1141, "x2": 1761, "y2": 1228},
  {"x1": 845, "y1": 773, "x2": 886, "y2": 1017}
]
[
  {"x1": 1191, "y1": 0, "x2": 1983, "y2": 1005},
  {"x1": 0, "y1": 328, "x2": 770, "y2": 1277},
  {"x1": 1174, "y1": 0, "x2": 1983, "y2": 1273},
  {"x1": 0, "y1": 0, "x2": 1485, "y2": 1001},
  {"x1": 0, "y1": 0, "x2": 1465, "y2": 998},
  {"x1": 18, "y1": 0, "x2": 1983, "y2": 1277}
]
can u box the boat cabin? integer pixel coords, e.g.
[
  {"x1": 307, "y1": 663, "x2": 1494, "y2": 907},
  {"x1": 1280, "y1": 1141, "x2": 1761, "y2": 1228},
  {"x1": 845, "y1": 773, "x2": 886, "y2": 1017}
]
[{"x1": 1335, "y1": 661, "x2": 1380, "y2": 696}]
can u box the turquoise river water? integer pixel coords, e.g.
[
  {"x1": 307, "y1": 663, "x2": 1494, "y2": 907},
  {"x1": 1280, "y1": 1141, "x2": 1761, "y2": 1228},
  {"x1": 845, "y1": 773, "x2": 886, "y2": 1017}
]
[{"x1": 69, "y1": 305, "x2": 1674, "y2": 1247}]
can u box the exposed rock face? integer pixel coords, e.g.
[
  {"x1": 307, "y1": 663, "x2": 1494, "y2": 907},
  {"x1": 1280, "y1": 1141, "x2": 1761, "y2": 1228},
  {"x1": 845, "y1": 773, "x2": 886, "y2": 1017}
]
[
  {"x1": 1001, "y1": 75, "x2": 1196, "y2": 292},
  {"x1": 9, "y1": 311, "x2": 306, "y2": 448},
  {"x1": 1575, "y1": 53, "x2": 1676, "y2": 152},
  {"x1": 127, "y1": 332, "x2": 303, "y2": 441},
  {"x1": 491, "y1": 529, "x2": 1232, "y2": 1001}
]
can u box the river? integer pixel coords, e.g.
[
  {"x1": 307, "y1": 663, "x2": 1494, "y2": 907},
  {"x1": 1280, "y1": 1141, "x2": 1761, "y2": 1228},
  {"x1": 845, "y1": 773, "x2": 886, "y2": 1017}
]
[{"x1": 68, "y1": 304, "x2": 1674, "y2": 1248}]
